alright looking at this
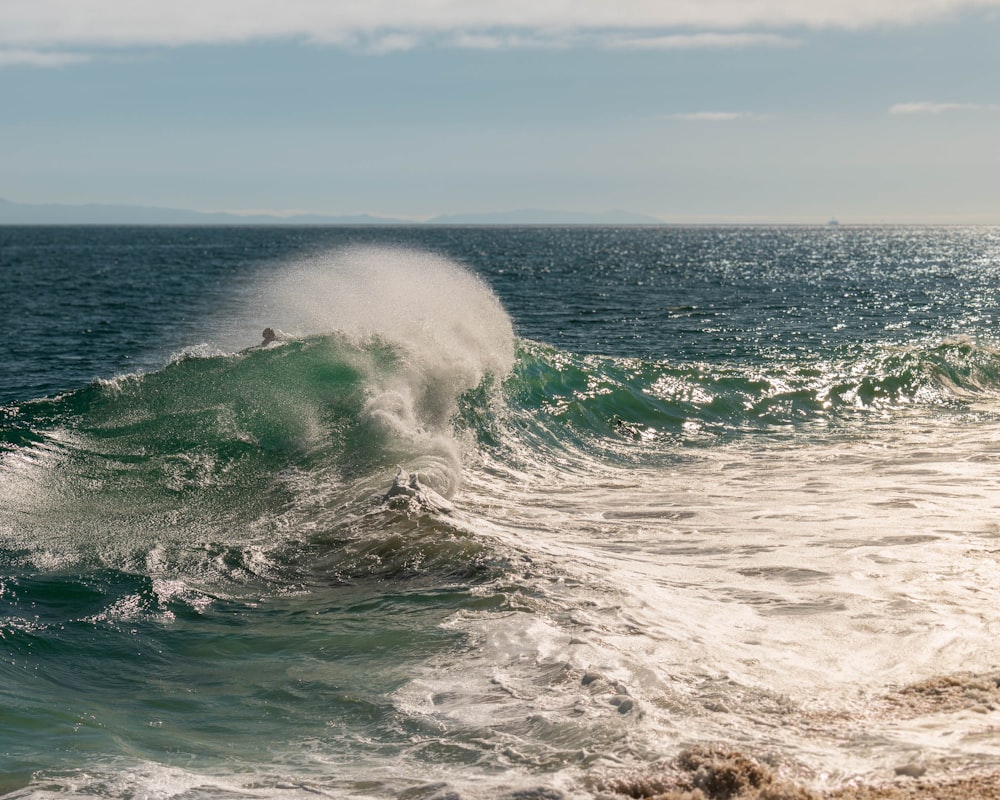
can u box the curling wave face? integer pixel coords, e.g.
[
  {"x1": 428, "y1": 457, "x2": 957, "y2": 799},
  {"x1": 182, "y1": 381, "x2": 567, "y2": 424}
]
[
  {"x1": 0, "y1": 247, "x2": 515, "y2": 586},
  {"x1": 7, "y1": 320, "x2": 998, "y2": 576}
]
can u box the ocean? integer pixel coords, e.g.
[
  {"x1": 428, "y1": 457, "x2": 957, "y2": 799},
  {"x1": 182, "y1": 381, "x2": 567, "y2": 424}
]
[{"x1": 2, "y1": 225, "x2": 1000, "y2": 799}]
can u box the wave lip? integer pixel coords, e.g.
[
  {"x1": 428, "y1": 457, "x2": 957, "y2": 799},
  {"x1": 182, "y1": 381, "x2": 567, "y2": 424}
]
[{"x1": 256, "y1": 245, "x2": 516, "y2": 496}]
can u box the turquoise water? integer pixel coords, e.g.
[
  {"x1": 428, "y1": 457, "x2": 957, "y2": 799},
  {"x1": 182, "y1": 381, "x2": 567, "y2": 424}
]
[{"x1": 3, "y1": 226, "x2": 1000, "y2": 797}]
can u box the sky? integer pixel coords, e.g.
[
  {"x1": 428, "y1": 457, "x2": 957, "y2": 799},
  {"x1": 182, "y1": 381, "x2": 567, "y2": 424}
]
[{"x1": 2, "y1": 0, "x2": 1000, "y2": 223}]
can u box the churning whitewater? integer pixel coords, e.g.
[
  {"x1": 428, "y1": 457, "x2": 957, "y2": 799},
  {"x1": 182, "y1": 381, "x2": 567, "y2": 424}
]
[{"x1": 2, "y1": 226, "x2": 1000, "y2": 799}]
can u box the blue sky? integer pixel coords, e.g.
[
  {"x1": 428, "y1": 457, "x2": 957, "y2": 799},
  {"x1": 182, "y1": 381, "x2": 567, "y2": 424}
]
[{"x1": 2, "y1": 1, "x2": 1000, "y2": 223}]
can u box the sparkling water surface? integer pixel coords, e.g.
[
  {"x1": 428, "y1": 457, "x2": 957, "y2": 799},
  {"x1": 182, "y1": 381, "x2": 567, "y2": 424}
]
[{"x1": 3, "y1": 225, "x2": 1000, "y2": 799}]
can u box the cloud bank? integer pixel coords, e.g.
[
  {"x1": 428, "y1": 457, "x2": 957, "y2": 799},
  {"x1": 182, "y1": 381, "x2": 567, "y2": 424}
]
[
  {"x1": 1, "y1": 0, "x2": 999, "y2": 55},
  {"x1": 0, "y1": 49, "x2": 91, "y2": 67},
  {"x1": 606, "y1": 32, "x2": 800, "y2": 50},
  {"x1": 889, "y1": 101, "x2": 1000, "y2": 114}
]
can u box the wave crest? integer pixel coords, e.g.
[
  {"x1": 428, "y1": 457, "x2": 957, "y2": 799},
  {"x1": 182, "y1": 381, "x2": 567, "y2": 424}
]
[
  {"x1": 504, "y1": 337, "x2": 1000, "y2": 448},
  {"x1": 0, "y1": 248, "x2": 517, "y2": 580}
]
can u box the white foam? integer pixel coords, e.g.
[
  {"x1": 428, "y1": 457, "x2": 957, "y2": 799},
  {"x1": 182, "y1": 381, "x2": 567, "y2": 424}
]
[{"x1": 447, "y1": 413, "x2": 1000, "y2": 784}]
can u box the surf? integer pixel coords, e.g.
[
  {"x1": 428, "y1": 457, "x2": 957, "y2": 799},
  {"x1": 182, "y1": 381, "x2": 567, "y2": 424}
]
[
  {"x1": 0, "y1": 247, "x2": 516, "y2": 585},
  {"x1": 6, "y1": 226, "x2": 1000, "y2": 798}
]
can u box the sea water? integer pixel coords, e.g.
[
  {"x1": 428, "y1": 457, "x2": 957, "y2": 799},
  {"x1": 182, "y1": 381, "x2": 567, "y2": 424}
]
[{"x1": 2, "y1": 225, "x2": 1000, "y2": 798}]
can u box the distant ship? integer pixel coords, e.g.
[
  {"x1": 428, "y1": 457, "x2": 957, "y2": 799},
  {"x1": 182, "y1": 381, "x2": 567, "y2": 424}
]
[{"x1": 826, "y1": 217, "x2": 840, "y2": 226}]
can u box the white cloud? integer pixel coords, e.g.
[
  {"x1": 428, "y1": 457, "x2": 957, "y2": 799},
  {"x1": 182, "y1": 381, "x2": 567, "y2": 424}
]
[
  {"x1": 889, "y1": 101, "x2": 999, "y2": 114},
  {"x1": 0, "y1": 49, "x2": 91, "y2": 67},
  {"x1": 605, "y1": 32, "x2": 800, "y2": 50},
  {"x1": 445, "y1": 30, "x2": 796, "y2": 51},
  {"x1": 449, "y1": 32, "x2": 570, "y2": 50},
  {"x1": 362, "y1": 32, "x2": 422, "y2": 55},
  {"x1": 1, "y1": 0, "x2": 999, "y2": 54}
]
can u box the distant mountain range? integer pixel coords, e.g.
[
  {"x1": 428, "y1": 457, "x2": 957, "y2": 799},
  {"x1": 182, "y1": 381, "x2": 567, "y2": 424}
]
[
  {"x1": 0, "y1": 198, "x2": 409, "y2": 226},
  {"x1": 427, "y1": 209, "x2": 663, "y2": 225},
  {"x1": 0, "y1": 198, "x2": 663, "y2": 226}
]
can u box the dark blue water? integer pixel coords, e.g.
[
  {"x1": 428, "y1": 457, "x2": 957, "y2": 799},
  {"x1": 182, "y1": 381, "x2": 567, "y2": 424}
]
[{"x1": 5, "y1": 225, "x2": 999, "y2": 406}]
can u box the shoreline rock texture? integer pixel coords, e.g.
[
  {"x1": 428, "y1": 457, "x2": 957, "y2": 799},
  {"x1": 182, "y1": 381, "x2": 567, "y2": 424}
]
[
  {"x1": 605, "y1": 746, "x2": 1000, "y2": 800},
  {"x1": 601, "y1": 671, "x2": 1000, "y2": 800}
]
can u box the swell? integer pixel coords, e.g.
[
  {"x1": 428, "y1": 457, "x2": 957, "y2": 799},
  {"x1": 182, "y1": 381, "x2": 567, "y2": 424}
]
[
  {"x1": 504, "y1": 336, "x2": 1000, "y2": 451},
  {"x1": 3, "y1": 242, "x2": 1000, "y2": 602},
  {"x1": 0, "y1": 246, "x2": 518, "y2": 591},
  {"x1": 4, "y1": 333, "x2": 999, "y2": 571}
]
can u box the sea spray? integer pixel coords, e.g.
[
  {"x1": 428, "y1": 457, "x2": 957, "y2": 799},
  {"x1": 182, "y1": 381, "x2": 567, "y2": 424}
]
[
  {"x1": 254, "y1": 246, "x2": 516, "y2": 496},
  {"x1": 0, "y1": 246, "x2": 517, "y2": 580}
]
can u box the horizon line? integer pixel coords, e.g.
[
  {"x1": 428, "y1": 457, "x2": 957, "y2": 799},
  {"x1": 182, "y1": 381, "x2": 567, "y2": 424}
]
[{"x1": 2, "y1": 197, "x2": 999, "y2": 227}]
